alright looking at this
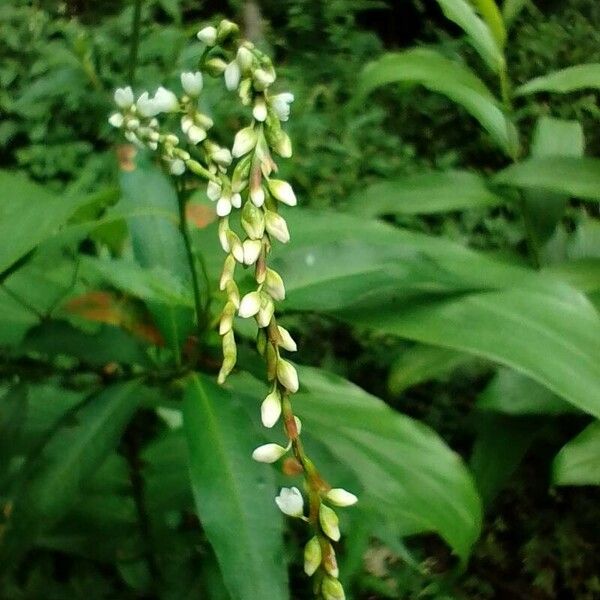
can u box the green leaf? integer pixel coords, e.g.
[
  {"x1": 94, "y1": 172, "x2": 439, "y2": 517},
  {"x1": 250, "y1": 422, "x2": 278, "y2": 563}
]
[
  {"x1": 494, "y1": 156, "x2": 600, "y2": 202},
  {"x1": 342, "y1": 287, "x2": 600, "y2": 419},
  {"x1": 349, "y1": 170, "x2": 505, "y2": 216},
  {"x1": 521, "y1": 117, "x2": 585, "y2": 247},
  {"x1": 183, "y1": 374, "x2": 288, "y2": 600},
  {"x1": 80, "y1": 256, "x2": 195, "y2": 308},
  {"x1": 118, "y1": 153, "x2": 193, "y2": 361},
  {"x1": 553, "y1": 421, "x2": 600, "y2": 486},
  {"x1": 477, "y1": 368, "x2": 576, "y2": 415},
  {"x1": 0, "y1": 171, "x2": 91, "y2": 276},
  {"x1": 357, "y1": 48, "x2": 517, "y2": 155},
  {"x1": 502, "y1": 0, "x2": 530, "y2": 27},
  {"x1": 388, "y1": 345, "x2": 472, "y2": 394},
  {"x1": 438, "y1": 0, "x2": 505, "y2": 72},
  {"x1": 470, "y1": 0, "x2": 507, "y2": 47},
  {"x1": 0, "y1": 380, "x2": 141, "y2": 566},
  {"x1": 291, "y1": 366, "x2": 483, "y2": 563},
  {"x1": 515, "y1": 63, "x2": 600, "y2": 96}
]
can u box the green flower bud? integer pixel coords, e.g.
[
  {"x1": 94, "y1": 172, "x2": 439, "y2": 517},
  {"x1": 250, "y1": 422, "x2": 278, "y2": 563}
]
[
  {"x1": 264, "y1": 268, "x2": 285, "y2": 301},
  {"x1": 303, "y1": 537, "x2": 322, "y2": 577},
  {"x1": 319, "y1": 504, "x2": 340, "y2": 542},
  {"x1": 277, "y1": 358, "x2": 299, "y2": 392},
  {"x1": 321, "y1": 576, "x2": 345, "y2": 600},
  {"x1": 204, "y1": 57, "x2": 227, "y2": 76},
  {"x1": 241, "y1": 201, "x2": 266, "y2": 240}
]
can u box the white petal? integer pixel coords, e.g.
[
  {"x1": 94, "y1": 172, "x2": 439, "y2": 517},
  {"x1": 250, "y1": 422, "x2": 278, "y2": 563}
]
[
  {"x1": 197, "y1": 25, "x2": 217, "y2": 45},
  {"x1": 326, "y1": 488, "x2": 358, "y2": 507},
  {"x1": 207, "y1": 180, "x2": 221, "y2": 201},
  {"x1": 252, "y1": 443, "x2": 287, "y2": 463},
  {"x1": 224, "y1": 61, "x2": 241, "y2": 91},
  {"x1": 216, "y1": 196, "x2": 232, "y2": 217},
  {"x1": 238, "y1": 291, "x2": 261, "y2": 318},
  {"x1": 181, "y1": 71, "x2": 203, "y2": 96},
  {"x1": 169, "y1": 159, "x2": 185, "y2": 176},
  {"x1": 261, "y1": 390, "x2": 282, "y2": 428},
  {"x1": 108, "y1": 112, "x2": 124, "y2": 128},
  {"x1": 187, "y1": 125, "x2": 207, "y2": 145},
  {"x1": 275, "y1": 487, "x2": 304, "y2": 517},
  {"x1": 114, "y1": 86, "x2": 134, "y2": 109}
]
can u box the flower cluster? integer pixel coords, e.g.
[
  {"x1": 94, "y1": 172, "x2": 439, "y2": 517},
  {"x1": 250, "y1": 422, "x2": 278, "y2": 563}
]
[{"x1": 109, "y1": 19, "x2": 356, "y2": 599}]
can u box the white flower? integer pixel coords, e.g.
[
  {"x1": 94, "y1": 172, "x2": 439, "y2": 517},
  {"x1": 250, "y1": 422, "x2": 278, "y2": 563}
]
[
  {"x1": 212, "y1": 147, "x2": 233, "y2": 167},
  {"x1": 326, "y1": 488, "x2": 358, "y2": 507},
  {"x1": 114, "y1": 86, "x2": 134, "y2": 109},
  {"x1": 268, "y1": 179, "x2": 297, "y2": 206},
  {"x1": 319, "y1": 504, "x2": 340, "y2": 542},
  {"x1": 153, "y1": 86, "x2": 179, "y2": 113},
  {"x1": 242, "y1": 239, "x2": 262, "y2": 265},
  {"x1": 238, "y1": 291, "x2": 261, "y2": 318},
  {"x1": 236, "y1": 46, "x2": 254, "y2": 72},
  {"x1": 265, "y1": 211, "x2": 290, "y2": 243},
  {"x1": 271, "y1": 92, "x2": 294, "y2": 122},
  {"x1": 136, "y1": 92, "x2": 160, "y2": 118},
  {"x1": 224, "y1": 60, "x2": 241, "y2": 91},
  {"x1": 250, "y1": 184, "x2": 265, "y2": 207},
  {"x1": 197, "y1": 25, "x2": 217, "y2": 45},
  {"x1": 275, "y1": 487, "x2": 304, "y2": 517},
  {"x1": 277, "y1": 325, "x2": 297, "y2": 351},
  {"x1": 169, "y1": 159, "x2": 185, "y2": 176},
  {"x1": 187, "y1": 125, "x2": 207, "y2": 144},
  {"x1": 253, "y1": 68, "x2": 275, "y2": 90},
  {"x1": 277, "y1": 359, "x2": 299, "y2": 393},
  {"x1": 207, "y1": 180, "x2": 222, "y2": 201},
  {"x1": 261, "y1": 389, "x2": 282, "y2": 428},
  {"x1": 232, "y1": 126, "x2": 257, "y2": 158},
  {"x1": 216, "y1": 194, "x2": 232, "y2": 217},
  {"x1": 181, "y1": 71, "x2": 203, "y2": 96},
  {"x1": 252, "y1": 97, "x2": 267, "y2": 122},
  {"x1": 108, "y1": 112, "x2": 124, "y2": 128},
  {"x1": 264, "y1": 269, "x2": 286, "y2": 301},
  {"x1": 252, "y1": 443, "x2": 288, "y2": 463}
]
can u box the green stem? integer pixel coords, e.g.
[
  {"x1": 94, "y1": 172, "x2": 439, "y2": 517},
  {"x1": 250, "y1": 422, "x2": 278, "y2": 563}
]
[
  {"x1": 176, "y1": 184, "x2": 207, "y2": 342},
  {"x1": 128, "y1": 0, "x2": 143, "y2": 84}
]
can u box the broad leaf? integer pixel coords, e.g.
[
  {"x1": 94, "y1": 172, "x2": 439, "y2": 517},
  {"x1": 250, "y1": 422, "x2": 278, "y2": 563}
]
[
  {"x1": 494, "y1": 156, "x2": 600, "y2": 202},
  {"x1": 349, "y1": 170, "x2": 505, "y2": 216},
  {"x1": 119, "y1": 151, "x2": 194, "y2": 361},
  {"x1": 477, "y1": 368, "x2": 576, "y2": 415},
  {"x1": 0, "y1": 171, "x2": 90, "y2": 276},
  {"x1": 438, "y1": 0, "x2": 504, "y2": 72},
  {"x1": 470, "y1": 0, "x2": 506, "y2": 47},
  {"x1": 521, "y1": 117, "x2": 584, "y2": 248},
  {"x1": 553, "y1": 421, "x2": 600, "y2": 486},
  {"x1": 291, "y1": 367, "x2": 483, "y2": 563},
  {"x1": 515, "y1": 63, "x2": 600, "y2": 96},
  {"x1": 0, "y1": 380, "x2": 141, "y2": 566},
  {"x1": 183, "y1": 374, "x2": 288, "y2": 600},
  {"x1": 357, "y1": 48, "x2": 517, "y2": 155}
]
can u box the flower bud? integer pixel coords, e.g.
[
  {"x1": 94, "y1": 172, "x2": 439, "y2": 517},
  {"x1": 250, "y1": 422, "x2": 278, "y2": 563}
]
[
  {"x1": 277, "y1": 325, "x2": 297, "y2": 351},
  {"x1": 204, "y1": 57, "x2": 227, "y2": 76},
  {"x1": 256, "y1": 328, "x2": 267, "y2": 356},
  {"x1": 236, "y1": 46, "x2": 254, "y2": 72},
  {"x1": 264, "y1": 269, "x2": 285, "y2": 301},
  {"x1": 250, "y1": 184, "x2": 265, "y2": 207},
  {"x1": 277, "y1": 359, "x2": 299, "y2": 393},
  {"x1": 212, "y1": 147, "x2": 233, "y2": 167},
  {"x1": 322, "y1": 542, "x2": 339, "y2": 578},
  {"x1": 261, "y1": 389, "x2": 282, "y2": 428},
  {"x1": 265, "y1": 211, "x2": 290, "y2": 243},
  {"x1": 242, "y1": 239, "x2": 262, "y2": 265},
  {"x1": 108, "y1": 112, "x2": 124, "y2": 128},
  {"x1": 219, "y1": 254, "x2": 236, "y2": 290},
  {"x1": 216, "y1": 195, "x2": 232, "y2": 217},
  {"x1": 187, "y1": 125, "x2": 207, "y2": 145},
  {"x1": 275, "y1": 487, "x2": 304, "y2": 517},
  {"x1": 268, "y1": 179, "x2": 297, "y2": 206},
  {"x1": 197, "y1": 25, "x2": 217, "y2": 45},
  {"x1": 319, "y1": 505, "x2": 340, "y2": 542},
  {"x1": 232, "y1": 154, "x2": 252, "y2": 192},
  {"x1": 273, "y1": 131, "x2": 292, "y2": 158},
  {"x1": 224, "y1": 60, "x2": 241, "y2": 91},
  {"x1": 181, "y1": 71, "x2": 203, "y2": 96},
  {"x1": 238, "y1": 77, "x2": 253, "y2": 106},
  {"x1": 208, "y1": 180, "x2": 222, "y2": 202},
  {"x1": 253, "y1": 97, "x2": 268, "y2": 122},
  {"x1": 225, "y1": 280, "x2": 240, "y2": 308},
  {"x1": 326, "y1": 488, "x2": 358, "y2": 507},
  {"x1": 114, "y1": 86, "x2": 134, "y2": 109},
  {"x1": 253, "y1": 68, "x2": 276, "y2": 91},
  {"x1": 294, "y1": 416, "x2": 302, "y2": 435},
  {"x1": 231, "y1": 193, "x2": 242, "y2": 209},
  {"x1": 241, "y1": 201, "x2": 266, "y2": 239},
  {"x1": 256, "y1": 295, "x2": 274, "y2": 328},
  {"x1": 321, "y1": 576, "x2": 345, "y2": 600},
  {"x1": 238, "y1": 291, "x2": 261, "y2": 318},
  {"x1": 227, "y1": 231, "x2": 244, "y2": 263},
  {"x1": 217, "y1": 18, "x2": 239, "y2": 42},
  {"x1": 218, "y1": 330, "x2": 237, "y2": 384},
  {"x1": 252, "y1": 443, "x2": 288, "y2": 464},
  {"x1": 169, "y1": 159, "x2": 185, "y2": 176},
  {"x1": 232, "y1": 126, "x2": 257, "y2": 158},
  {"x1": 304, "y1": 537, "x2": 322, "y2": 577},
  {"x1": 219, "y1": 301, "x2": 236, "y2": 334}
]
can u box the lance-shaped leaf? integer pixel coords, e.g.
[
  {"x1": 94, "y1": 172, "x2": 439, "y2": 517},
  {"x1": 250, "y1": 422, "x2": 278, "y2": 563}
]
[
  {"x1": 553, "y1": 421, "x2": 600, "y2": 486},
  {"x1": 357, "y1": 48, "x2": 517, "y2": 155},
  {"x1": 515, "y1": 63, "x2": 600, "y2": 96},
  {"x1": 0, "y1": 380, "x2": 141, "y2": 567},
  {"x1": 183, "y1": 374, "x2": 288, "y2": 600}
]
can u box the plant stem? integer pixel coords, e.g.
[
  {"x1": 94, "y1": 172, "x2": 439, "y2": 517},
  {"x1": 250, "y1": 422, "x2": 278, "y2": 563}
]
[
  {"x1": 176, "y1": 184, "x2": 207, "y2": 343},
  {"x1": 128, "y1": 0, "x2": 143, "y2": 84}
]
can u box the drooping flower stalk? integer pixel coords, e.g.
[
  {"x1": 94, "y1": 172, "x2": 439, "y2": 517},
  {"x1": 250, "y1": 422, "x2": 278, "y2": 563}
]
[{"x1": 109, "y1": 19, "x2": 356, "y2": 599}]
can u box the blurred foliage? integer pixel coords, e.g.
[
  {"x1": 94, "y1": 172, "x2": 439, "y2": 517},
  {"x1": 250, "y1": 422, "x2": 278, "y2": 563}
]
[{"x1": 0, "y1": 0, "x2": 599, "y2": 599}]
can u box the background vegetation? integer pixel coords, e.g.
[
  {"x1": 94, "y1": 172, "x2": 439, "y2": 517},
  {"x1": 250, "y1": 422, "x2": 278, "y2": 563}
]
[{"x1": 1, "y1": 1, "x2": 599, "y2": 598}]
